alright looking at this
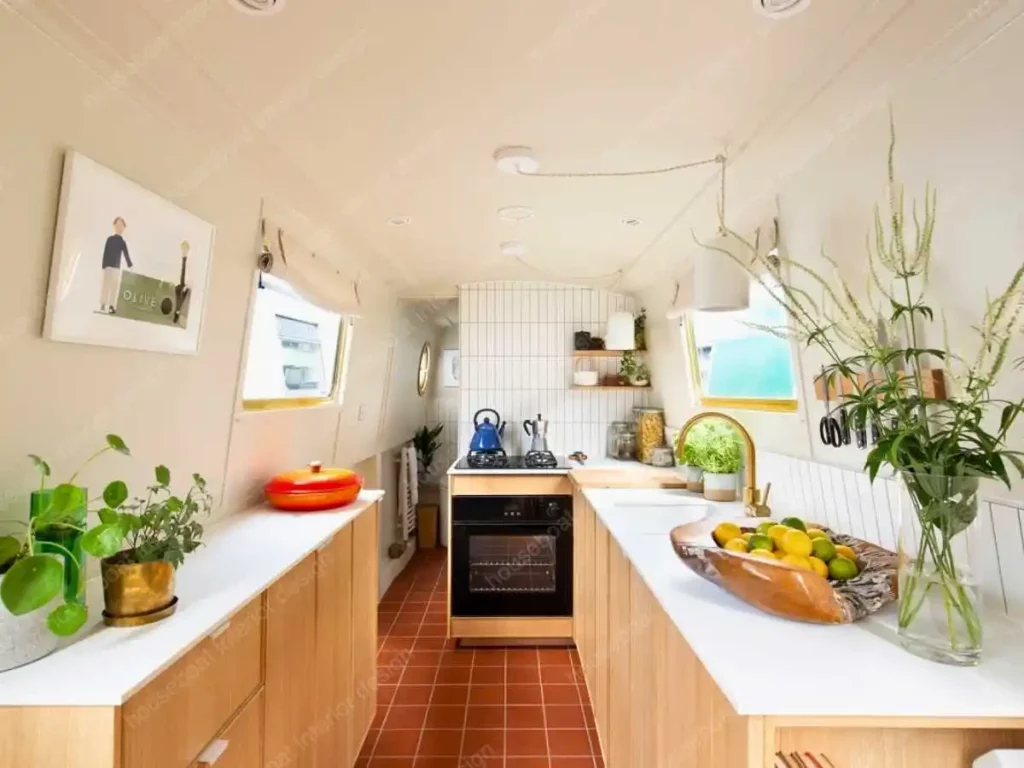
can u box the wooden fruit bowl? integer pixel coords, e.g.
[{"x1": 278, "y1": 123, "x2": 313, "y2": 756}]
[{"x1": 669, "y1": 518, "x2": 897, "y2": 624}]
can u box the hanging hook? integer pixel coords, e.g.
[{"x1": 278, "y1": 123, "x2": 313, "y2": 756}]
[{"x1": 277, "y1": 228, "x2": 288, "y2": 267}]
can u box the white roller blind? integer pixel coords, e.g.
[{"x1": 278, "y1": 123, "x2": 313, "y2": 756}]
[{"x1": 258, "y1": 219, "x2": 361, "y2": 315}]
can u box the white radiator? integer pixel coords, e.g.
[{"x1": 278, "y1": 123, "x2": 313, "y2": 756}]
[{"x1": 398, "y1": 443, "x2": 419, "y2": 541}]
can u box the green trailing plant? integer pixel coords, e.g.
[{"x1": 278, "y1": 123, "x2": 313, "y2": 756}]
[
  {"x1": 85, "y1": 466, "x2": 211, "y2": 567},
  {"x1": 0, "y1": 435, "x2": 130, "y2": 636},
  {"x1": 707, "y1": 112, "x2": 1024, "y2": 656},
  {"x1": 634, "y1": 308, "x2": 648, "y2": 350},
  {"x1": 413, "y1": 424, "x2": 445, "y2": 484}
]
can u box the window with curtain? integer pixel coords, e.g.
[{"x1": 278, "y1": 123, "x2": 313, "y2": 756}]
[
  {"x1": 242, "y1": 273, "x2": 348, "y2": 409},
  {"x1": 683, "y1": 276, "x2": 798, "y2": 412}
]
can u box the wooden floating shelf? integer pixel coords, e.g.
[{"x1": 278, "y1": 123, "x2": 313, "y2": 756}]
[
  {"x1": 572, "y1": 385, "x2": 651, "y2": 391},
  {"x1": 572, "y1": 350, "x2": 647, "y2": 358},
  {"x1": 813, "y1": 367, "x2": 947, "y2": 401}
]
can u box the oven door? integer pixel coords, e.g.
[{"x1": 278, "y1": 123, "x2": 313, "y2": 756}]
[{"x1": 451, "y1": 521, "x2": 573, "y2": 617}]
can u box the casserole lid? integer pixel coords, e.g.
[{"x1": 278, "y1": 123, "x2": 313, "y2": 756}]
[{"x1": 265, "y1": 462, "x2": 361, "y2": 496}]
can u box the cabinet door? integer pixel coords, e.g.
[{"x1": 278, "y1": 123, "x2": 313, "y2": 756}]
[
  {"x1": 351, "y1": 503, "x2": 379, "y2": 751},
  {"x1": 593, "y1": 517, "x2": 610, "y2": 754},
  {"x1": 606, "y1": 539, "x2": 631, "y2": 768},
  {"x1": 191, "y1": 689, "x2": 264, "y2": 768},
  {"x1": 630, "y1": 567, "x2": 657, "y2": 766},
  {"x1": 577, "y1": 493, "x2": 593, "y2": 682},
  {"x1": 265, "y1": 552, "x2": 318, "y2": 768},
  {"x1": 315, "y1": 527, "x2": 354, "y2": 768}
]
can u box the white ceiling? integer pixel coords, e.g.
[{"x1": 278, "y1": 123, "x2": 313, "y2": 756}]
[{"x1": 12, "y1": 0, "x2": 1015, "y2": 296}]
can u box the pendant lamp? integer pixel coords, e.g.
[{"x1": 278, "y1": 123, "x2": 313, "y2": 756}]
[
  {"x1": 605, "y1": 312, "x2": 636, "y2": 350},
  {"x1": 692, "y1": 233, "x2": 749, "y2": 312}
]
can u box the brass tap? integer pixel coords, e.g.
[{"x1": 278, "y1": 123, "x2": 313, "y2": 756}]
[{"x1": 676, "y1": 411, "x2": 770, "y2": 518}]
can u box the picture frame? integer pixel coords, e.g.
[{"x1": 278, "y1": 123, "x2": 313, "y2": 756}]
[
  {"x1": 441, "y1": 348, "x2": 460, "y2": 388},
  {"x1": 43, "y1": 151, "x2": 216, "y2": 355}
]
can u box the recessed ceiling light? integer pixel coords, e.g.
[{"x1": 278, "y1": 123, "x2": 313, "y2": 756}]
[
  {"x1": 494, "y1": 146, "x2": 540, "y2": 175},
  {"x1": 387, "y1": 216, "x2": 411, "y2": 227},
  {"x1": 620, "y1": 217, "x2": 643, "y2": 227},
  {"x1": 498, "y1": 206, "x2": 536, "y2": 222},
  {"x1": 500, "y1": 241, "x2": 527, "y2": 258},
  {"x1": 753, "y1": 0, "x2": 811, "y2": 18},
  {"x1": 228, "y1": 0, "x2": 287, "y2": 15}
]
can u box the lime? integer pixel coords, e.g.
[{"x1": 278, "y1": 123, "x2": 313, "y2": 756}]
[
  {"x1": 781, "y1": 529, "x2": 813, "y2": 558},
  {"x1": 741, "y1": 532, "x2": 754, "y2": 543},
  {"x1": 808, "y1": 556, "x2": 829, "y2": 578},
  {"x1": 781, "y1": 517, "x2": 807, "y2": 532},
  {"x1": 811, "y1": 537, "x2": 836, "y2": 562},
  {"x1": 767, "y1": 524, "x2": 790, "y2": 547},
  {"x1": 834, "y1": 544, "x2": 858, "y2": 563},
  {"x1": 713, "y1": 522, "x2": 743, "y2": 547},
  {"x1": 780, "y1": 554, "x2": 811, "y2": 571},
  {"x1": 749, "y1": 549, "x2": 777, "y2": 561},
  {"x1": 807, "y1": 528, "x2": 828, "y2": 540},
  {"x1": 828, "y1": 556, "x2": 858, "y2": 580},
  {"x1": 747, "y1": 534, "x2": 773, "y2": 552},
  {"x1": 756, "y1": 521, "x2": 775, "y2": 536},
  {"x1": 724, "y1": 538, "x2": 749, "y2": 554}
]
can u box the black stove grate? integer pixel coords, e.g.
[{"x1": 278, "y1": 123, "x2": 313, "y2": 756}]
[
  {"x1": 465, "y1": 450, "x2": 509, "y2": 470},
  {"x1": 524, "y1": 450, "x2": 558, "y2": 469}
]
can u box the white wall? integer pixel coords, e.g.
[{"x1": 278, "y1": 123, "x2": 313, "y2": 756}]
[
  {"x1": 459, "y1": 282, "x2": 647, "y2": 459},
  {"x1": 428, "y1": 324, "x2": 461, "y2": 477}
]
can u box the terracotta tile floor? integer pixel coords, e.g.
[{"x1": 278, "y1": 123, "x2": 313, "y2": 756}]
[{"x1": 360, "y1": 548, "x2": 603, "y2": 768}]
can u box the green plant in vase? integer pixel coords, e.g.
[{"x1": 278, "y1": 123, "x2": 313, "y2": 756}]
[
  {"x1": 413, "y1": 423, "x2": 445, "y2": 485},
  {"x1": 711, "y1": 114, "x2": 1024, "y2": 665}
]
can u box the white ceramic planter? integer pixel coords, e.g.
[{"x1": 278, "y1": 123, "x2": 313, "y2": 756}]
[
  {"x1": 0, "y1": 593, "x2": 59, "y2": 673},
  {"x1": 685, "y1": 465, "x2": 704, "y2": 494},
  {"x1": 703, "y1": 472, "x2": 738, "y2": 502}
]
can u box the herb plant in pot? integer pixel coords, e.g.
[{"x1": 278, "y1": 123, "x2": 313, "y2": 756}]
[
  {"x1": 674, "y1": 424, "x2": 709, "y2": 493},
  {"x1": 84, "y1": 465, "x2": 211, "y2": 625},
  {"x1": 697, "y1": 424, "x2": 743, "y2": 502}
]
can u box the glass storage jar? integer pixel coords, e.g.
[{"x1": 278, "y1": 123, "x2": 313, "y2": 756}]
[
  {"x1": 614, "y1": 431, "x2": 637, "y2": 461},
  {"x1": 606, "y1": 421, "x2": 633, "y2": 459},
  {"x1": 650, "y1": 445, "x2": 675, "y2": 468},
  {"x1": 635, "y1": 407, "x2": 667, "y2": 464}
]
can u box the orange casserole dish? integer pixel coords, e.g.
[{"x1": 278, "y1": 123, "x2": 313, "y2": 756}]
[{"x1": 265, "y1": 461, "x2": 363, "y2": 512}]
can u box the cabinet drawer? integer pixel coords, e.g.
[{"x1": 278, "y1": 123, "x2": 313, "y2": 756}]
[
  {"x1": 122, "y1": 597, "x2": 263, "y2": 768},
  {"x1": 190, "y1": 689, "x2": 263, "y2": 768}
]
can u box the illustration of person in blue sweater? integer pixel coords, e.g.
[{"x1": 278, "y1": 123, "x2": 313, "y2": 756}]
[{"x1": 99, "y1": 217, "x2": 133, "y2": 314}]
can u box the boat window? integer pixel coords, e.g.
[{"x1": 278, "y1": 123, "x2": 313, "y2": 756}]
[
  {"x1": 417, "y1": 342, "x2": 432, "y2": 396},
  {"x1": 682, "y1": 275, "x2": 798, "y2": 413},
  {"x1": 242, "y1": 273, "x2": 349, "y2": 410}
]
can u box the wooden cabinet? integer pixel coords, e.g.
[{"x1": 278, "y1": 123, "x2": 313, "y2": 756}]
[
  {"x1": 351, "y1": 502, "x2": 379, "y2": 752},
  {"x1": 265, "y1": 552, "x2": 318, "y2": 768},
  {"x1": 122, "y1": 597, "x2": 263, "y2": 768},
  {"x1": 314, "y1": 527, "x2": 355, "y2": 768},
  {"x1": 191, "y1": 689, "x2": 264, "y2": 768}
]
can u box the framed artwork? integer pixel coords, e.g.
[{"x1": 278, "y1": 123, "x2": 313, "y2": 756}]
[
  {"x1": 43, "y1": 151, "x2": 216, "y2": 355},
  {"x1": 441, "y1": 348, "x2": 460, "y2": 388}
]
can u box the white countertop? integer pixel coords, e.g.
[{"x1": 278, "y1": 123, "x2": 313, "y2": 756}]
[
  {"x1": 584, "y1": 487, "x2": 1024, "y2": 720},
  {"x1": 0, "y1": 491, "x2": 384, "y2": 707}
]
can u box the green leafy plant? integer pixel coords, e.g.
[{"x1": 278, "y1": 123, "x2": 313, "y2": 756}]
[
  {"x1": 676, "y1": 420, "x2": 741, "y2": 473},
  {"x1": 85, "y1": 467, "x2": 211, "y2": 567},
  {"x1": 634, "y1": 308, "x2": 648, "y2": 351},
  {"x1": 413, "y1": 424, "x2": 445, "y2": 484},
  {"x1": 0, "y1": 435, "x2": 131, "y2": 636},
  {"x1": 712, "y1": 113, "x2": 1024, "y2": 655},
  {"x1": 619, "y1": 350, "x2": 639, "y2": 380},
  {"x1": 633, "y1": 361, "x2": 651, "y2": 384}
]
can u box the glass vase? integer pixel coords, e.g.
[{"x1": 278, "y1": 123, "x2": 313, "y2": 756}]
[
  {"x1": 897, "y1": 472, "x2": 982, "y2": 666},
  {"x1": 30, "y1": 488, "x2": 87, "y2": 605}
]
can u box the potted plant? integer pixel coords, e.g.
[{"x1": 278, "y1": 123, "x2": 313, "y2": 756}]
[
  {"x1": 674, "y1": 423, "x2": 709, "y2": 493},
  {"x1": 83, "y1": 465, "x2": 211, "y2": 624},
  {"x1": 632, "y1": 361, "x2": 651, "y2": 387},
  {"x1": 716, "y1": 115, "x2": 1024, "y2": 665},
  {"x1": 634, "y1": 308, "x2": 648, "y2": 351},
  {"x1": 698, "y1": 424, "x2": 743, "y2": 502},
  {"x1": 413, "y1": 423, "x2": 444, "y2": 485},
  {"x1": 0, "y1": 435, "x2": 130, "y2": 671},
  {"x1": 620, "y1": 351, "x2": 649, "y2": 386}
]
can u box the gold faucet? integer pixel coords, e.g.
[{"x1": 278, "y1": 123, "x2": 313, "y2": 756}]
[{"x1": 676, "y1": 411, "x2": 770, "y2": 518}]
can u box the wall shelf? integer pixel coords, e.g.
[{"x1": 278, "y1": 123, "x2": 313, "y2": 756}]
[
  {"x1": 572, "y1": 385, "x2": 651, "y2": 391},
  {"x1": 572, "y1": 350, "x2": 646, "y2": 358}
]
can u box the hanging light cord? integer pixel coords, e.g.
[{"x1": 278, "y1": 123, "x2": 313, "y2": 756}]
[{"x1": 519, "y1": 153, "x2": 725, "y2": 178}]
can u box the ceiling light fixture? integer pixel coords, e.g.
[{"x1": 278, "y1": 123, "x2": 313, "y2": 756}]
[
  {"x1": 387, "y1": 216, "x2": 411, "y2": 227},
  {"x1": 500, "y1": 241, "x2": 527, "y2": 258},
  {"x1": 620, "y1": 217, "x2": 643, "y2": 227},
  {"x1": 753, "y1": 0, "x2": 811, "y2": 19},
  {"x1": 497, "y1": 206, "x2": 536, "y2": 222},
  {"x1": 494, "y1": 147, "x2": 540, "y2": 175},
  {"x1": 228, "y1": 0, "x2": 287, "y2": 15}
]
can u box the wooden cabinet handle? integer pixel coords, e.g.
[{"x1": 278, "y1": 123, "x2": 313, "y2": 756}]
[{"x1": 197, "y1": 739, "x2": 230, "y2": 766}]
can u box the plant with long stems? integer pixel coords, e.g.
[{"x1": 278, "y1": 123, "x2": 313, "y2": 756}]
[
  {"x1": 0, "y1": 435, "x2": 131, "y2": 636},
  {"x1": 699, "y1": 113, "x2": 1024, "y2": 652}
]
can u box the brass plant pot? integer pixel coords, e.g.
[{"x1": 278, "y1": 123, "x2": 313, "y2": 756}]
[{"x1": 101, "y1": 555, "x2": 176, "y2": 624}]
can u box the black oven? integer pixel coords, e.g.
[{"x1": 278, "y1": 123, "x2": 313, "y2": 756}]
[{"x1": 451, "y1": 495, "x2": 573, "y2": 618}]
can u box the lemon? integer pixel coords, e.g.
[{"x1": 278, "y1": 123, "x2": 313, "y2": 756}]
[
  {"x1": 807, "y1": 528, "x2": 828, "y2": 540},
  {"x1": 712, "y1": 522, "x2": 743, "y2": 547},
  {"x1": 767, "y1": 524, "x2": 791, "y2": 547},
  {"x1": 749, "y1": 549, "x2": 777, "y2": 561},
  {"x1": 781, "y1": 529, "x2": 813, "y2": 558},
  {"x1": 834, "y1": 544, "x2": 858, "y2": 563},
  {"x1": 780, "y1": 554, "x2": 812, "y2": 571},
  {"x1": 808, "y1": 556, "x2": 829, "y2": 578},
  {"x1": 747, "y1": 534, "x2": 773, "y2": 553},
  {"x1": 724, "y1": 538, "x2": 749, "y2": 554},
  {"x1": 756, "y1": 521, "x2": 775, "y2": 536},
  {"x1": 811, "y1": 537, "x2": 836, "y2": 562},
  {"x1": 829, "y1": 556, "x2": 858, "y2": 580},
  {"x1": 781, "y1": 517, "x2": 807, "y2": 532}
]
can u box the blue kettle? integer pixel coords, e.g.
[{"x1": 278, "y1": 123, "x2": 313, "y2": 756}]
[{"x1": 470, "y1": 408, "x2": 506, "y2": 453}]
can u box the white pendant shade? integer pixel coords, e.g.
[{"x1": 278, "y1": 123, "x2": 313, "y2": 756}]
[
  {"x1": 605, "y1": 312, "x2": 636, "y2": 350},
  {"x1": 693, "y1": 235, "x2": 749, "y2": 312}
]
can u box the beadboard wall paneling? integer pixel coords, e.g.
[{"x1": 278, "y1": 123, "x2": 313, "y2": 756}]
[
  {"x1": 458, "y1": 282, "x2": 647, "y2": 458},
  {"x1": 760, "y1": 451, "x2": 1024, "y2": 623}
]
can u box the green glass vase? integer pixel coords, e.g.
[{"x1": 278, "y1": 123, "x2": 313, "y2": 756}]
[{"x1": 30, "y1": 488, "x2": 87, "y2": 605}]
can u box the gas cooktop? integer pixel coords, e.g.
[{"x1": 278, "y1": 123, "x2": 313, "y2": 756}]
[{"x1": 457, "y1": 451, "x2": 568, "y2": 471}]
